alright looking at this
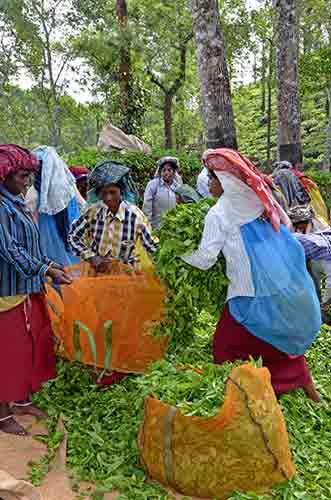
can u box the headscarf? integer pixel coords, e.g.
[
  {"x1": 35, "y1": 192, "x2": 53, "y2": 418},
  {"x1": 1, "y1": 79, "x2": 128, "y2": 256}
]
[
  {"x1": 203, "y1": 148, "x2": 291, "y2": 231},
  {"x1": 88, "y1": 160, "x2": 139, "y2": 205},
  {"x1": 69, "y1": 166, "x2": 90, "y2": 181},
  {"x1": 215, "y1": 171, "x2": 265, "y2": 225},
  {"x1": 288, "y1": 205, "x2": 314, "y2": 224},
  {"x1": 175, "y1": 184, "x2": 201, "y2": 203},
  {"x1": 156, "y1": 156, "x2": 179, "y2": 173},
  {"x1": 273, "y1": 160, "x2": 292, "y2": 173},
  {"x1": 33, "y1": 146, "x2": 76, "y2": 215},
  {"x1": 0, "y1": 144, "x2": 39, "y2": 182}
]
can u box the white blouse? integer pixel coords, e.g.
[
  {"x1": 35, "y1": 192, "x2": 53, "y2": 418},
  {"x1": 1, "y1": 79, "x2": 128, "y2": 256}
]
[{"x1": 181, "y1": 203, "x2": 255, "y2": 300}]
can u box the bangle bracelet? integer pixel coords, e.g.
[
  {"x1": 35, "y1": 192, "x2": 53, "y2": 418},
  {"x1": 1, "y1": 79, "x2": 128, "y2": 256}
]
[{"x1": 45, "y1": 264, "x2": 52, "y2": 276}]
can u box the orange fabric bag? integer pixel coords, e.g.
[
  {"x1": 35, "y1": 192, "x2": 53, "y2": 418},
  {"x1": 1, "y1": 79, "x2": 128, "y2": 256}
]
[
  {"x1": 138, "y1": 364, "x2": 295, "y2": 499},
  {"x1": 47, "y1": 262, "x2": 168, "y2": 374}
]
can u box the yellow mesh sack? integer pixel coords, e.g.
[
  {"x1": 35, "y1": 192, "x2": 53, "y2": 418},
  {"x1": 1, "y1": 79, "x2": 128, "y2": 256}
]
[
  {"x1": 47, "y1": 262, "x2": 168, "y2": 373},
  {"x1": 135, "y1": 238, "x2": 155, "y2": 273},
  {"x1": 138, "y1": 364, "x2": 295, "y2": 499},
  {"x1": 309, "y1": 186, "x2": 329, "y2": 223}
]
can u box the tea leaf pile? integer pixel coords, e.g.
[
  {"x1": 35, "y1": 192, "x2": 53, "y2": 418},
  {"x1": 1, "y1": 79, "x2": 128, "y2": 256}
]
[
  {"x1": 32, "y1": 323, "x2": 331, "y2": 500},
  {"x1": 154, "y1": 199, "x2": 228, "y2": 351}
]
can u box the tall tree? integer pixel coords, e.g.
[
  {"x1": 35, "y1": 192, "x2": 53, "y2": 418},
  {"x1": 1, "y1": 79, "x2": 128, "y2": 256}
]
[
  {"x1": 147, "y1": 35, "x2": 192, "y2": 149},
  {"x1": 274, "y1": 0, "x2": 302, "y2": 165},
  {"x1": 191, "y1": 0, "x2": 237, "y2": 149},
  {"x1": 1, "y1": 0, "x2": 76, "y2": 146}
]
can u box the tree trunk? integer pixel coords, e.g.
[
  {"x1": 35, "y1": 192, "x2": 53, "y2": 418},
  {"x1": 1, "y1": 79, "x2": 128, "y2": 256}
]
[
  {"x1": 274, "y1": 0, "x2": 302, "y2": 165},
  {"x1": 164, "y1": 93, "x2": 173, "y2": 149},
  {"x1": 191, "y1": 0, "x2": 237, "y2": 149},
  {"x1": 266, "y1": 38, "x2": 273, "y2": 165},
  {"x1": 324, "y1": 86, "x2": 331, "y2": 171},
  {"x1": 116, "y1": 0, "x2": 132, "y2": 133},
  {"x1": 253, "y1": 52, "x2": 257, "y2": 84},
  {"x1": 261, "y1": 41, "x2": 266, "y2": 115}
]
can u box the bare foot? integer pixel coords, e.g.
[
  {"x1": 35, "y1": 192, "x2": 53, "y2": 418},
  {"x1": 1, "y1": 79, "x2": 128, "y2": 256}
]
[
  {"x1": 12, "y1": 403, "x2": 48, "y2": 420},
  {"x1": 303, "y1": 382, "x2": 322, "y2": 403},
  {"x1": 0, "y1": 417, "x2": 29, "y2": 436}
]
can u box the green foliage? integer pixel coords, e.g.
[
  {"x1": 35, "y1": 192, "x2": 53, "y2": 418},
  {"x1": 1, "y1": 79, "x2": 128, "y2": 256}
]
[
  {"x1": 32, "y1": 323, "x2": 331, "y2": 499},
  {"x1": 65, "y1": 148, "x2": 202, "y2": 199},
  {"x1": 136, "y1": 359, "x2": 243, "y2": 417},
  {"x1": 155, "y1": 199, "x2": 228, "y2": 352}
]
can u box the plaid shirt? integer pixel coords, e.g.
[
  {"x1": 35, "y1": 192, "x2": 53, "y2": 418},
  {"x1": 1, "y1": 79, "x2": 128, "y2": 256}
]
[
  {"x1": 68, "y1": 200, "x2": 158, "y2": 264},
  {"x1": 296, "y1": 231, "x2": 331, "y2": 261},
  {"x1": 0, "y1": 186, "x2": 50, "y2": 296}
]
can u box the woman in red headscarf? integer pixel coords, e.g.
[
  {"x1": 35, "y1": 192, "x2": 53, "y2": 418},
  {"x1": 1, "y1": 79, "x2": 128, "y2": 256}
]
[
  {"x1": 0, "y1": 144, "x2": 72, "y2": 436},
  {"x1": 69, "y1": 165, "x2": 90, "y2": 200},
  {"x1": 181, "y1": 149, "x2": 322, "y2": 401}
]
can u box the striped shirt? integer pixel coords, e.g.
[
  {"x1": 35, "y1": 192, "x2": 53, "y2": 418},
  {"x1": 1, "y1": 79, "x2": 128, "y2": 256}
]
[
  {"x1": 295, "y1": 231, "x2": 331, "y2": 261},
  {"x1": 68, "y1": 200, "x2": 158, "y2": 264},
  {"x1": 0, "y1": 186, "x2": 50, "y2": 297}
]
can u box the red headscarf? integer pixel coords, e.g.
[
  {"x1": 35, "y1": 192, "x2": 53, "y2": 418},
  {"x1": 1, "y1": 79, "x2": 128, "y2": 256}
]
[
  {"x1": 0, "y1": 144, "x2": 39, "y2": 183},
  {"x1": 69, "y1": 166, "x2": 89, "y2": 180},
  {"x1": 203, "y1": 148, "x2": 290, "y2": 231}
]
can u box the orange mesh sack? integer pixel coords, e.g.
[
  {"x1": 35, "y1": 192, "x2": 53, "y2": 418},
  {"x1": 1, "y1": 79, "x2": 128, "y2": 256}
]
[
  {"x1": 47, "y1": 262, "x2": 168, "y2": 374},
  {"x1": 138, "y1": 364, "x2": 295, "y2": 499}
]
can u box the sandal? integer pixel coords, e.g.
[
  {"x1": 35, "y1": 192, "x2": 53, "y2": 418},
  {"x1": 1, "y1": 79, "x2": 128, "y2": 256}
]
[
  {"x1": 0, "y1": 415, "x2": 29, "y2": 436},
  {"x1": 12, "y1": 401, "x2": 48, "y2": 420}
]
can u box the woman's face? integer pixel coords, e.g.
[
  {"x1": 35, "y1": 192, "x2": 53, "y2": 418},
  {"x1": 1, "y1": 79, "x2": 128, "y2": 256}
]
[
  {"x1": 99, "y1": 184, "x2": 121, "y2": 211},
  {"x1": 77, "y1": 178, "x2": 88, "y2": 199},
  {"x1": 160, "y1": 164, "x2": 175, "y2": 184},
  {"x1": 208, "y1": 171, "x2": 224, "y2": 198},
  {"x1": 4, "y1": 169, "x2": 33, "y2": 196},
  {"x1": 294, "y1": 221, "x2": 309, "y2": 234}
]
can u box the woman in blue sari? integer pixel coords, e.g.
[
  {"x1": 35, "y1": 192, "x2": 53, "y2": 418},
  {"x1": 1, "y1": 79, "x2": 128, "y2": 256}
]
[{"x1": 26, "y1": 146, "x2": 81, "y2": 267}]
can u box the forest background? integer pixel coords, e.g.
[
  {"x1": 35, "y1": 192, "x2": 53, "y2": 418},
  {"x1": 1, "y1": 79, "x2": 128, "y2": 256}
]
[{"x1": 0, "y1": 0, "x2": 330, "y2": 173}]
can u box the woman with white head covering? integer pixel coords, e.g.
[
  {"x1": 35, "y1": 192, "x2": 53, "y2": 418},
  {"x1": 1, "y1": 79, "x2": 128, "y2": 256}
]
[
  {"x1": 181, "y1": 148, "x2": 321, "y2": 402},
  {"x1": 143, "y1": 156, "x2": 181, "y2": 230},
  {"x1": 25, "y1": 146, "x2": 82, "y2": 267}
]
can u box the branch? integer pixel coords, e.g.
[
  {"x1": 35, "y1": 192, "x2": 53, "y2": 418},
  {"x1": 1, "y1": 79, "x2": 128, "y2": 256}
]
[
  {"x1": 169, "y1": 43, "x2": 188, "y2": 95},
  {"x1": 146, "y1": 68, "x2": 168, "y2": 93}
]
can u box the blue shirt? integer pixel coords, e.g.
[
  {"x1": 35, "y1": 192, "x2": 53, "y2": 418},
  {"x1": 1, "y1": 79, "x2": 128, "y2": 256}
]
[{"x1": 0, "y1": 186, "x2": 50, "y2": 297}]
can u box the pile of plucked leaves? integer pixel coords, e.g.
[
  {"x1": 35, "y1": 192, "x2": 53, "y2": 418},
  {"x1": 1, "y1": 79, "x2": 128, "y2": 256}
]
[
  {"x1": 32, "y1": 323, "x2": 331, "y2": 499},
  {"x1": 154, "y1": 198, "x2": 228, "y2": 351},
  {"x1": 136, "y1": 359, "x2": 243, "y2": 417}
]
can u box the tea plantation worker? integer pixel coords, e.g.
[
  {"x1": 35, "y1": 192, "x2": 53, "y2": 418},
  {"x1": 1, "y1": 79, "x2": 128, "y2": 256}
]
[
  {"x1": 68, "y1": 161, "x2": 157, "y2": 274},
  {"x1": 288, "y1": 205, "x2": 331, "y2": 313},
  {"x1": 0, "y1": 144, "x2": 72, "y2": 436},
  {"x1": 295, "y1": 230, "x2": 331, "y2": 320},
  {"x1": 175, "y1": 184, "x2": 201, "y2": 204},
  {"x1": 288, "y1": 205, "x2": 329, "y2": 235},
  {"x1": 181, "y1": 148, "x2": 322, "y2": 402},
  {"x1": 272, "y1": 160, "x2": 311, "y2": 210},
  {"x1": 196, "y1": 165, "x2": 212, "y2": 198},
  {"x1": 143, "y1": 156, "x2": 181, "y2": 230},
  {"x1": 69, "y1": 165, "x2": 90, "y2": 201},
  {"x1": 24, "y1": 146, "x2": 81, "y2": 267}
]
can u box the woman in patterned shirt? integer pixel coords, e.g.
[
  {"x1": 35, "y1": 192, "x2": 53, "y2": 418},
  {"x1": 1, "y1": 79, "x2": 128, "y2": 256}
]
[{"x1": 68, "y1": 162, "x2": 157, "y2": 273}]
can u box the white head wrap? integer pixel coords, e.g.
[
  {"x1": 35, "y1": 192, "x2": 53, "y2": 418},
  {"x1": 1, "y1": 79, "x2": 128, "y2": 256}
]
[
  {"x1": 33, "y1": 146, "x2": 76, "y2": 215},
  {"x1": 215, "y1": 171, "x2": 264, "y2": 226}
]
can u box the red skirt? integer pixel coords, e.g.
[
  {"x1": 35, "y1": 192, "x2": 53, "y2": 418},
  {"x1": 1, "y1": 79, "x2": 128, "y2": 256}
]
[
  {"x1": 213, "y1": 305, "x2": 312, "y2": 395},
  {"x1": 0, "y1": 294, "x2": 56, "y2": 402}
]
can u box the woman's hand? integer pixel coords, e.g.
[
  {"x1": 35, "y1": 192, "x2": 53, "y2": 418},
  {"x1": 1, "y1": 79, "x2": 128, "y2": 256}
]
[
  {"x1": 89, "y1": 256, "x2": 112, "y2": 274},
  {"x1": 47, "y1": 267, "x2": 72, "y2": 285},
  {"x1": 49, "y1": 261, "x2": 64, "y2": 271}
]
